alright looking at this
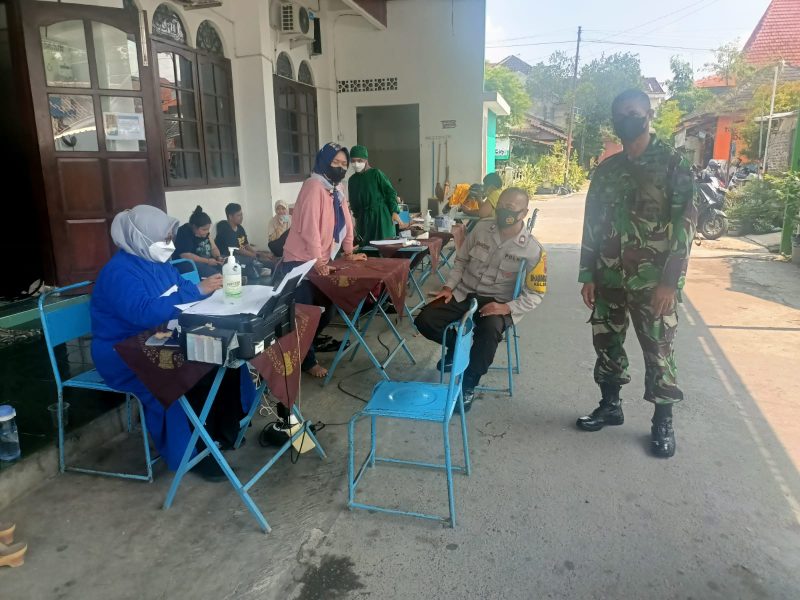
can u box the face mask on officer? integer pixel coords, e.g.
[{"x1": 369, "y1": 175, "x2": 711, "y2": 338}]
[{"x1": 496, "y1": 207, "x2": 523, "y2": 229}]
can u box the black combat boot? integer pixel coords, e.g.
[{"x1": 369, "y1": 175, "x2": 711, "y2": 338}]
[
  {"x1": 576, "y1": 383, "x2": 624, "y2": 431},
  {"x1": 651, "y1": 404, "x2": 675, "y2": 458}
]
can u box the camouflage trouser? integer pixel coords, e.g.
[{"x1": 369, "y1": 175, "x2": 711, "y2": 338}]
[{"x1": 591, "y1": 286, "x2": 683, "y2": 404}]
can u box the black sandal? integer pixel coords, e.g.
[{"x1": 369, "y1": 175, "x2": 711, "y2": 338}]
[{"x1": 314, "y1": 338, "x2": 349, "y2": 352}]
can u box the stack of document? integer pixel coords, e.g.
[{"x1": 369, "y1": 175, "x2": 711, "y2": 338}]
[{"x1": 175, "y1": 259, "x2": 315, "y2": 316}]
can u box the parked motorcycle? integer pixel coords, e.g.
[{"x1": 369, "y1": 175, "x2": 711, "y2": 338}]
[
  {"x1": 696, "y1": 168, "x2": 728, "y2": 240},
  {"x1": 727, "y1": 162, "x2": 760, "y2": 191}
]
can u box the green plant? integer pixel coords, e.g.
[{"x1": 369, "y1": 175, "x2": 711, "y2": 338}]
[
  {"x1": 777, "y1": 172, "x2": 800, "y2": 254},
  {"x1": 512, "y1": 141, "x2": 587, "y2": 194},
  {"x1": 726, "y1": 174, "x2": 796, "y2": 235}
]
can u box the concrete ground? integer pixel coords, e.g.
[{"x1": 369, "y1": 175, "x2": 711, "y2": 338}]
[{"x1": 3, "y1": 193, "x2": 800, "y2": 600}]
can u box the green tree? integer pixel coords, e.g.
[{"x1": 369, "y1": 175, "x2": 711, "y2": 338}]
[
  {"x1": 668, "y1": 56, "x2": 694, "y2": 94},
  {"x1": 652, "y1": 99, "x2": 683, "y2": 141},
  {"x1": 704, "y1": 41, "x2": 754, "y2": 86},
  {"x1": 526, "y1": 51, "x2": 574, "y2": 109},
  {"x1": 666, "y1": 56, "x2": 714, "y2": 115},
  {"x1": 574, "y1": 52, "x2": 643, "y2": 161},
  {"x1": 484, "y1": 63, "x2": 532, "y2": 134}
]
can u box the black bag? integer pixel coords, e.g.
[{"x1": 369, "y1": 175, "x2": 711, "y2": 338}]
[{"x1": 268, "y1": 228, "x2": 290, "y2": 257}]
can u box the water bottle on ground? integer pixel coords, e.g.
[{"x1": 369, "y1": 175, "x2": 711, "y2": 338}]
[{"x1": 0, "y1": 405, "x2": 21, "y2": 463}]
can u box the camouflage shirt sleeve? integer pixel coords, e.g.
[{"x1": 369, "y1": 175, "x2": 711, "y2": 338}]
[
  {"x1": 578, "y1": 167, "x2": 605, "y2": 284},
  {"x1": 660, "y1": 158, "x2": 698, "y2": 289}
]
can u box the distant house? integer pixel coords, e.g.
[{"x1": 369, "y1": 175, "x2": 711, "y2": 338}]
[
  {"x1": 510, "y1": 112, "x2": 568, "y2": 157},
  {"x1": 495, "y1": 55, "x2": 533, "y2": 82},
  {"x1": 642, "y1": 77, "x2": 666, "y2": 108},
  {"x1": 742, "y1": 0, "x2": 800, "y2": 67},
  {"x1": 675, "y1": 65, "x2": 800, "y2": 168},
  {"x1": 673, "y1": 0, "x2": 800, "y2": 168},
  {"x1": 694, "y1": 75, "x2": 736, "y2": 94}
]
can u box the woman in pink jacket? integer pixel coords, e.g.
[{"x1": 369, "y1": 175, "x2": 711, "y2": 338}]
[{"x1": 278, "y1": 142, "x2": 366, "y2": 377}]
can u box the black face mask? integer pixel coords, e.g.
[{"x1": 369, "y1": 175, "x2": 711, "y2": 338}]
[
  {"x1": 325, "y1": 165, "x2": 347, "y2": 184},
  {"x1": 613, "y1": 115, "x2": 648, "y2": 143},
  {"x1": 496, "y1": 207, "x2": 522, "y2": 229}
]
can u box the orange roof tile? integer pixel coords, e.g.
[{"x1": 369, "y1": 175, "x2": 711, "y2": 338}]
[
  {"x1": 695, "y1": 75, "x2": 736, "y2": 88},
  {"x1": 743, "y1": 0, "x2": 800, "y2": 67}
]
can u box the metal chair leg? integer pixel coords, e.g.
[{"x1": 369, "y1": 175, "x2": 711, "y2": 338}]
[
  {"x1": 126, "y1": 393, "x2": 133, "y2": 433},
  {"x1": 370, "y1": 415, "x2": 377, "y2": 468},
  {"x1": 57, "y1": 391, "x2": 66, "y2": 474},
  {"x1": 443, "y1": 422, "x2": 456, "y2": 528},
  {"x1": 459, "y1": 392, "x2": 471, "y2": 477},
  {"x1": 136, "y1": 397, "x2": 154, "y2": 483}
]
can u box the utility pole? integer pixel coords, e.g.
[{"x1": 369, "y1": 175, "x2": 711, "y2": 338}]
[
  {"x1": 762, "y1": 59, "x2": 784, "y2": 174},
  {"x1": 564, "y1": 25, "x2": 582, "y2": 187}
]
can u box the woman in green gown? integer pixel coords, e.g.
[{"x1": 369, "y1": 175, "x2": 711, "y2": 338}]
[{"x1": 348, "y1": 145, "x2": 405, "y2": 245}]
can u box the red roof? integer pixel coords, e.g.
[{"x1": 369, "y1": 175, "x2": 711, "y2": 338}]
[
  {"x1": 695, "y1": 74, "x2": 736, "y2": 88},
  {"x1": 743, "y1": 0, "x2": 800, "y2": 67}
]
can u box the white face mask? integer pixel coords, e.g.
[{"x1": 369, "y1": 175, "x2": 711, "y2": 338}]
[
  {"x1": 352, "y1": 162, "x2": 366, "y2": 173},
  {"x1": 148, "y1": 240, "x2": 175, "y2": 263}
]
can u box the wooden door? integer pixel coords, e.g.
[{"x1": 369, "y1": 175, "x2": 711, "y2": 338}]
[{"x1": 21, "y1": 1, "x2": 165, "y2": 285}]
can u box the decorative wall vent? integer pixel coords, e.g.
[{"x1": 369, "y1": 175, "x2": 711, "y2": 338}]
[
  {"x1": 175, "y1": 0, "x2": 223, "y2": 10},
  {"x1": 337, "y1": 77, "x2": 398, "y2": 93}
]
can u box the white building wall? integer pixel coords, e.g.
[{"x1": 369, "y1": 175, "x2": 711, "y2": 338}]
[
  {"x1": 334, "y1": 0, "x2": 486, "y2": 205},
  {"x1": 62, "y1": 0, "x2": 487, "y2": 244}
]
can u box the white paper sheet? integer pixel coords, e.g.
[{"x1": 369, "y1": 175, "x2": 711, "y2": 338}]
[
  {"x1": 368, "y1": 239, "x2": 403, "y2": 246},
  {"x1": 176, "y1": 259, "x2": 315, "y2": 316},
  {"x1": 180, "y1": 286, "x2": 276, "y2": 316},
  {"x1": 274, "y1": 259, "x2": 315, "y2": 294},
  {"x1": 160, "y1": 284, "x2": 178, "y2": 297}
]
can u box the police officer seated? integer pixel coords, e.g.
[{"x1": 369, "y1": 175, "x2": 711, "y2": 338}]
[{"x1": 415, "y1": 188, "x2": 546, "y2": 412}]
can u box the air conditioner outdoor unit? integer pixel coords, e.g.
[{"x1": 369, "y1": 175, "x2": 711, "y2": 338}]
[{"x1": 279, "y1": 2, "x2": 314, "y2": 40}]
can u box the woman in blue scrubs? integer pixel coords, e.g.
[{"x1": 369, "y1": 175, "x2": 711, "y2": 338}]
[{"x1": 90, "y1": 205, "x2": 253, "y2": 481}]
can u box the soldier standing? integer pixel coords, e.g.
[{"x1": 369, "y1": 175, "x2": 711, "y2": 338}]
[{"x1": 576, "y1": 89, "x2": 697, "y2": 458}]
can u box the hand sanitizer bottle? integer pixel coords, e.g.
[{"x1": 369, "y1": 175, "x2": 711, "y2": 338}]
[
  {"x1": 424, "y1": 209, "x2": 432, "y2": 231},
  {"x1": 222, "y1": 249, "x2": 242, "y2": 304}
]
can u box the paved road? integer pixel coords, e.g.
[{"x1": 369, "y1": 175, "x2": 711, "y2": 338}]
[{"x1": 4, "y1": 192, "x2": 800, "y2": 600}]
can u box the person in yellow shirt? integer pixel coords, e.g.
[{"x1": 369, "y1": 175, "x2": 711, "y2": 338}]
[{"x1": 462, "y1": 172, "x2": 504, "y2": 218}]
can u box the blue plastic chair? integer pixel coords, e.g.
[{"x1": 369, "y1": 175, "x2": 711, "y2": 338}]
[
  {"x1": 169, "y1": 258, "x2": 200, "y2": 284},
  {"x1": 38, "y1": 282, "x2": 156, "y2": 482},
  {"x1": 526, "y1": 207, "x2": 539, "y2": 234},
  {"x1": 348, "y1": 299, "x2": 478, "y2": 527}
]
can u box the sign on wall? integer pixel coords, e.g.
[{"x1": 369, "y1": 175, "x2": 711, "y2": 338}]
[
  {"x1": 441, "y1": 120, "x2": 456, "y2": 129},
  {"x1": 495, "y1": 136, "x2": 510, "y2": 160}
]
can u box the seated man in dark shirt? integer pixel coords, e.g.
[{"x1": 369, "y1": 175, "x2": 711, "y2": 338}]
[{"x1": 214, "y1": 203, "x2": 271, "y2": 279}]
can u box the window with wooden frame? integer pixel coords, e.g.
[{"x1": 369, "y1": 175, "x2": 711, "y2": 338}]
[
  {"x1": 274, "y1": 55, "x2": 318, "y2": 183},
  {"x1": 151, "y1": 7, "x2": 239, "y2": 188}
]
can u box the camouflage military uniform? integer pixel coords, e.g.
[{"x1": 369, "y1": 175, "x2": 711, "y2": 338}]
[{"x1": 579, "y1": 135, "x2": 697, "y2": 404}]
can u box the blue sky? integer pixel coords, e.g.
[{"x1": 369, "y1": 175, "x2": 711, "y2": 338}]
[{"x1": 485, "y1": 0, "x2": 772, "y2": 82}]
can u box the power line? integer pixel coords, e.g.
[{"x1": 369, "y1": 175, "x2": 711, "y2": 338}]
[
  {"x1": 486, "y1": 40, "x2": 575, "y2": 49},
  {"x1": 486, "y1": 29, "x2": 581, "y2": 44},
  {"x1": 583, "y1": 39, "x2": 716, "y2": 52},
  {"x1": 488, "y1": 39, "x2": 716, "y2": 52},
  {"x1": 588, "y1": 0, "x2": 714, "y2": 44}
]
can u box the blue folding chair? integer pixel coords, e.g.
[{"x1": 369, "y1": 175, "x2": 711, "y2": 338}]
[
  {"x1": 38, "y1": 282, "x2": 156, "y2": 481},
  {"x1": 169, "y1": 258, "x2": 200, "y2": 284},
  {"x1": 348, "y1": 299, "x2": 478, "y2": 527},
  {"x1": 526, "y1": 208, "x2": 539, "y2": 234}
]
